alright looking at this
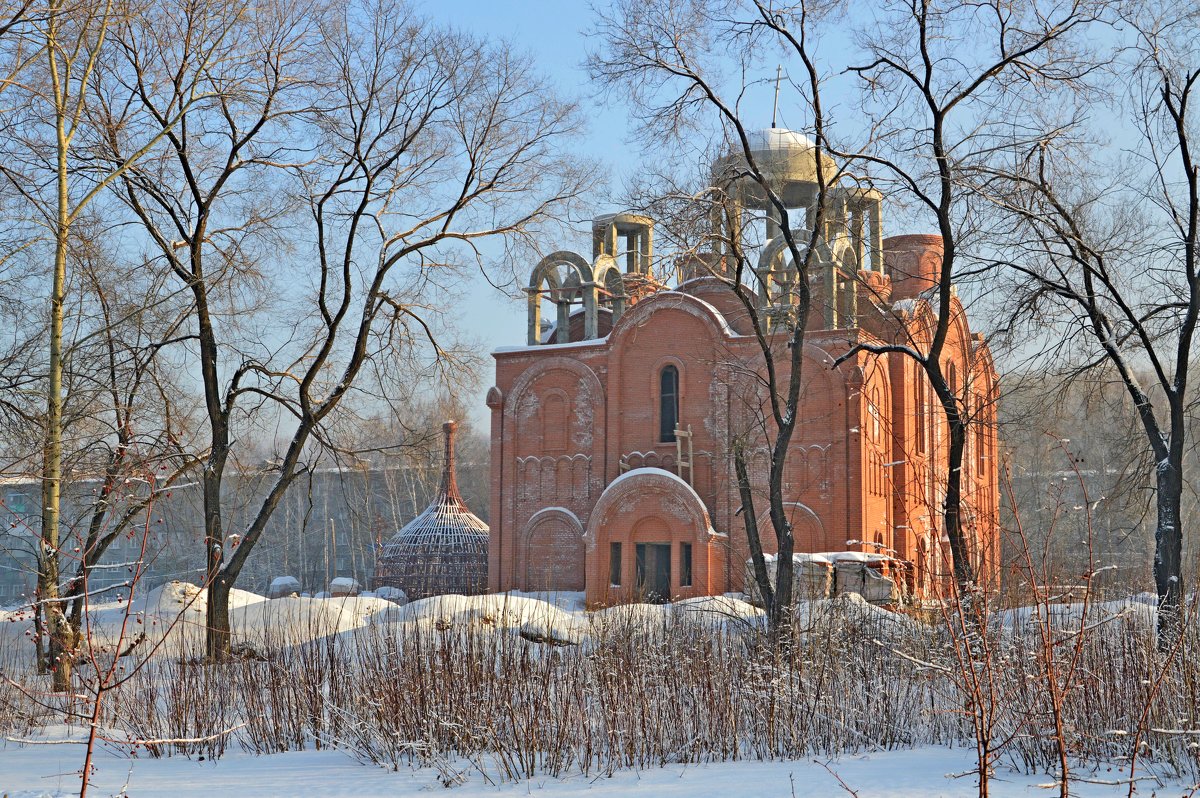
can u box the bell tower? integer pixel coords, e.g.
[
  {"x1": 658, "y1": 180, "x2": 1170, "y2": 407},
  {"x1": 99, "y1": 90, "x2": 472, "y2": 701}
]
[{"x1": 710, "y1": 129, "x2": 885, "y2": 331}]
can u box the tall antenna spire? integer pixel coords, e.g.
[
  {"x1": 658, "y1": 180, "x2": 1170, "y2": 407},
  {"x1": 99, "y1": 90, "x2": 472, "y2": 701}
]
[
  {"x1": 438, "y1": 420, "x2": 461, "y2": 500},
  {"x1": 771, "y1": 65, "x2": 783, "y2": 128}
]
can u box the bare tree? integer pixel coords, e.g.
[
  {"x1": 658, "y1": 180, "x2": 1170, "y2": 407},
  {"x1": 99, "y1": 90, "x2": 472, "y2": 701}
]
[
  {"x1": 0, "y1": 220, "x2": 203, "y2": 685},
  {"x1": 0, "y1": 0, "x2": 223, "y2": 690},
  {"x1": 58, "y1": 240, "x2": 201, "y2": 642},
  {"x1": 975, "y1": 2, "x2": 1200, "y2": 644},
  {"x1": 109, "y1": 0, "x2": 590, "y2": 658},
  {"x1": 834, "y1": 0, "x2": 1098, "y2": 601},
  {"x1": 590, "y1": 0, "x2": 840, "y2": 632}
]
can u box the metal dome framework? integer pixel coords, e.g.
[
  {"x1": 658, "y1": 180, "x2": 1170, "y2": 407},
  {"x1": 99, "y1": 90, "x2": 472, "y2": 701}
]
[{"x1": 376, "y1": 421, "x2": 489, "y2": 599}]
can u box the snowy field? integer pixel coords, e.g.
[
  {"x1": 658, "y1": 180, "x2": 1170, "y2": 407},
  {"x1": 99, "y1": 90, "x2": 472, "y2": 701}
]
[
  {"x1": 1, "y1": 583, "x2": 1196, "y2": 797},
  {"x1": 3, "y1": 743, "x2": 1192, "y2": 797}
]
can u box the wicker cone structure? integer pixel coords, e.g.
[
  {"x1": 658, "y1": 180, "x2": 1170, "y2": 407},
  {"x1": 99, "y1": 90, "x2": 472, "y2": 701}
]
[{"x1": 376, "y1": 421, "x2": 489, "y2": 599}]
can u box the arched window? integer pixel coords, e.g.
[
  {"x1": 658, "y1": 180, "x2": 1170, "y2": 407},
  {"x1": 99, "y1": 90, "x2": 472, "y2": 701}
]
[
  {"x1": 975, "y1": 395, "x2": 988, "y2": 474},
  {"x1": 659, "y1": 365, "x2": 679, "y2": 443}
]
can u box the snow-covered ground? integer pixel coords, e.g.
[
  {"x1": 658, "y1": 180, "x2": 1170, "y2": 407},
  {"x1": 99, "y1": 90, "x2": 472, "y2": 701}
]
[
  {"x1": 1, "y1": 742, "x2": 1188, "y2": 797},
  {"x1": 0, "y1": 583, "x2": 1188, "y2": 797}
]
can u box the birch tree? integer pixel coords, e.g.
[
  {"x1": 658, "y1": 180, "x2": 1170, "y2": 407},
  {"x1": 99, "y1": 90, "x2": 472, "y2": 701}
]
[{"x1": 0, "y1": 0, "x2": 224, "y2": 690}]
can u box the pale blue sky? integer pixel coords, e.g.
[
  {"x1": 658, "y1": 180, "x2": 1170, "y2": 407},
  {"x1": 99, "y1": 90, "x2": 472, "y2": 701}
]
[
  {"x1": 427, "y1": 0, "x2": 790, "y2": 427},
  {"x1": 433, "y1": 0, "x2": 634, "y2": 359}
]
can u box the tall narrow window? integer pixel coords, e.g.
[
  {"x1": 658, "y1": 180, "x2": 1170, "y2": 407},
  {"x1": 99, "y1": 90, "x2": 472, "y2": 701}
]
[
  {"x1": 870, "y1": 387, "x2": 882, "y2": 441},
  {"x1": 976, "y1": 399, "x2": 987, "y2": 474},
  {"x1": 680, "y1": 543, "x2": 693, "y2": 587},
  {"x1": 609, "y1": 542, "x2": 622, "y2": 586},
  {"x1": 915, "y1": 382, "x2": 926, "y2": 454},
  {"x1": 659, "y1": 365, "x2": 679, "y2": 443}
]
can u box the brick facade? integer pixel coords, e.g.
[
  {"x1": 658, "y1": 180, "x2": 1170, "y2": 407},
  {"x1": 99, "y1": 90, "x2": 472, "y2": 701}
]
[{"x1": 487, "y1": 132, "x2": 1000, "y2": 607}]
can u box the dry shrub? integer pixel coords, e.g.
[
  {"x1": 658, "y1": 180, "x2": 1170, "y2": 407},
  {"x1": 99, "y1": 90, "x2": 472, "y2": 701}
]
[{"x1": 12, "y1": 594, "x2": 1200, "y2": 788}]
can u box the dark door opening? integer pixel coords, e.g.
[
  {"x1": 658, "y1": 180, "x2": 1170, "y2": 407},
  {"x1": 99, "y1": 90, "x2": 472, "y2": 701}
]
[{"x1": 635, "y1": 543, "x2": 671, "y2": 603}]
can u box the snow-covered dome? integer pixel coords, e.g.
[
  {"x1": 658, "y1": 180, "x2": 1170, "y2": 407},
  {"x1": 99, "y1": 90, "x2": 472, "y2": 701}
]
[
  {"x1": 376, "y1": 421, "x2": 489, "y2": 600},
  {"x1": 745, "y1": 127, "x2": 818, "y2": 154},
  {"x1": 712, "y1": 127, "x2": 838, "y2": 198}
]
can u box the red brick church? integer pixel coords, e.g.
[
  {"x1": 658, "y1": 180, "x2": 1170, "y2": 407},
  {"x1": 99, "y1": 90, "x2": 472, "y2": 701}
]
[{"x1": 486, "y1": 130, "x2": 999, "y2": 607}]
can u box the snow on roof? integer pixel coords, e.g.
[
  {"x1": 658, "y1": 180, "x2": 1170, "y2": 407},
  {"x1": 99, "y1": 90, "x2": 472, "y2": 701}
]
[
  {"x1": 746, "y1": 127, "x2": 818, "y2": 153},
  {"x1": 604, "y1": 467, "x2": 715, "y2": 528},
  {"x1": 828, "y1": 551, "x2": 894, "y2": 563},
  {"x1": 604, "y1": 465, "x2": 682, "y2": 493},
  {"x1": 759, "y1": 551, "x2": 896, "y2": 565},
  {"x1": 493, "y1": 336, "x2": 609, "y2": 355}
]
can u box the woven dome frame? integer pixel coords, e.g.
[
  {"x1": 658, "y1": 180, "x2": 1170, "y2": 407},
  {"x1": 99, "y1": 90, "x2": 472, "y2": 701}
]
[{"x1": 376, "y1": 421, "x2": 489, "y2": 599}]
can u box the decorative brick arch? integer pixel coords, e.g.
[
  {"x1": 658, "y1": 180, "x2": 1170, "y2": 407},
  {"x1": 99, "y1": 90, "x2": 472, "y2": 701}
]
[
  {"x1": 584, "y1": 468, "x2": 713, "y2": 547},
  {"x1": 505, "y1": 357, "x2": 605, "y2": 479},
  {"x1": 756, "y1": 502, "x2": 825, "y2": 554},
  {"x1": 583, "y1": 467, "x2": 725, "y2": 606},
  {"x1": 521, "y1": 507, "x2": 585, "y2": 592},
  {"x1": 606, "y1": 290, "x2": 736, "y2": 350},
  {"x1": 505, "y1": 356, "x2": 605, "y2": 429}
]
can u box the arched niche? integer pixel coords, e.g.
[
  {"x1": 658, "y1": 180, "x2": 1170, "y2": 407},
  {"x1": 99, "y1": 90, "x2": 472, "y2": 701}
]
[{"x1": 521, "y1": 507, "x2": 586, "y2": 592}]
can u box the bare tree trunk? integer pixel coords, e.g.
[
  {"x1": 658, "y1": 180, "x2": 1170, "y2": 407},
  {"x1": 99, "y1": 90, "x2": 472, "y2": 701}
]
[
  {"x1": 768, "y1": 438, "x2": 796, "y2": 634},
  {"x1": 734, "y1": 440, "x2": 773, "y2": 614},
  {"x1": 205, "y1": 573, "x2": 232, "y2": 659},
  {"x1": 201, "y1": 413, "x2": 229, "y2": 657},
  {"x1": 1155, "y1": 453, "x2": 1184, "y2": 644},
  {"x1": 943, "y1": 401, "x2": 975, "y2": 596}
]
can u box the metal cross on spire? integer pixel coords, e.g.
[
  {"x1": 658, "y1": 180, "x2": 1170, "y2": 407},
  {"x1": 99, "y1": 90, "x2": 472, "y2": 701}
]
[{"x1": 772, "y1": 64, "x2": 783, "y2": 128}]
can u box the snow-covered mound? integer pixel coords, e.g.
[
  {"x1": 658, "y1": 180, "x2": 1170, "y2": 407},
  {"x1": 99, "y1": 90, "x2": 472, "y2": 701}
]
[
  {"x1": 676, "y1": 594, "x2": 765, "y2": 626},
  {"x1": 0, "y1": 582, "x2": 928, "y2": 664},
  {"x1": 999, "y1": 595, "x2": 1157, "y2": 630},
  {"x1": 134, "y1": 580, "x2": 266, "y2": 615},
  {"x1": 327, "y1": 594, "x2": 404, "y2": 623},
  {"x1": 377, "y1": 593, "x2": 586, "y2": 643},
  {"x1": 373, "y1": 585, "x2": 407, "y2": 603},
  {"x1": 269, "y1": 576, "x2": 301, "y2": 597},
  {"x1": 79, "y1": 581, "x2": 269, "y2": 655},
  {"x1": 229, "y1": 596, "x2": 359, "y2": 649},
  {"x1": 592, "y1": 595, "x2": 765, "y2": 635},
  {"x1": 503, "y1": 589, "x2": 586, "y2": 614},
  {"x1": 329, "y1": 577, "x2": 361, "y2": 596}
]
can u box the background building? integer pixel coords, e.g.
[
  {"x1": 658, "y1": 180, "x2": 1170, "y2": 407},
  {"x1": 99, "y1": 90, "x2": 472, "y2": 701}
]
[{"x1": 0, "y1": 433, "x2": 490, "y2": 606}]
